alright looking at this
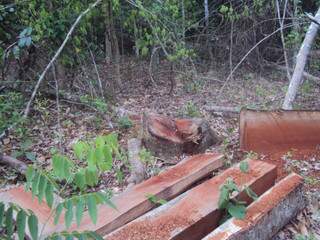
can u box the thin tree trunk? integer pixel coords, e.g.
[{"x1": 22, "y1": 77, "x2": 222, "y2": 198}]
[
  {"x1": 107, "y1": 0, "x2": 122, "y2": 87},
  {"x1": 276, "y1": 0, "x2": 291, "y2": 81},
  {"x1": 204, "y1": 0, "x2": 209, "y2": 27},
  {"x1": 282, "y1": 8, "x2": 320, "y2": 110}
]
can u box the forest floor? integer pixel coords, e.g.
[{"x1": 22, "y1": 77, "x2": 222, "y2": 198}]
[{"x1": 1, "y1": 62, "x2": 320, "y2": 239}]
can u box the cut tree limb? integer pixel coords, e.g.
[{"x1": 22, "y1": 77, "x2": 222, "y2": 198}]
[{"x1": 283, "y1": 8, "x2": 320, "y2": 109}]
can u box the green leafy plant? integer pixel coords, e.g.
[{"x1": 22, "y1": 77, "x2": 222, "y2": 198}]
[
  {"x1": 139, "y1": 148, "x2": 156, "y2": 165},
  {"x1": 218, "y1": 177, "x2": 258, "y2": 222},
  {"x1": 239, "y1": 160, "x2": 249, "y2": 173},
  {"x1": 117, "y1": 116, "x2": 133, "y2": 130},
  {"x1": 139, "y1": 148, "x2": 159, "y2": 175},
  {"x1": 146, "y1": 194, "x2": 167, "y2": 206},
  {"x1": 181, "y1": 101, "x2": 201, "y2": 118},
  {"x1": 11, "y1": 139, "x2": 37, "y2": 162},
  {"x1": 0, "y1": 134, "x2": 120, "y2": 239},
  {"x1": 0, "y1": 92, "x2": 24, "y2": 133},
  {"x1": 295, "y1": 234, "x2": 317, "y2": 240},
  {"x1": 218, "y1": 178, "x2": 247, "y2": 220}
]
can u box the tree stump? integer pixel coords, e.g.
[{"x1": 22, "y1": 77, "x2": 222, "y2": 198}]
[{"x1": 143, "y1": 114, "x2": 221, "y2": 161}]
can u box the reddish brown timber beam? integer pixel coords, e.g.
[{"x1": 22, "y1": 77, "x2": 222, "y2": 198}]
[
  {"x1": 202, "y1": 173, "x2": 305, "y2": 240},
  {"x1": 0, "y1": 153, "x2": 223, "y2": 237},
  {"x1": 106, "y1": 160, "x2": 277, "y2": 240}
]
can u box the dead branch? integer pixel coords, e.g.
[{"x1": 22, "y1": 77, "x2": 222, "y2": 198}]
[
  {"x1": 204, "y1": 105, "x2": 240, "y2": 113},
  {"x1": 0, "y1": 153, "x2": 28, "y2": 174},
  {"x1": 283, "y1": 8, "x2": 320, "y2": 109},
  {"x1": 265, "y1": 62, "x2": 320, "y2": 84}
]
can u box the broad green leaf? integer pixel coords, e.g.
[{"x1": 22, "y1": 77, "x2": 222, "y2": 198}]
[
  {"x1": 85, "y1": 167, "x2": 99, "y2": 187},
  {"x1": 87, "y1": 148, "x2": 96, "y2": 168},
  {"x1": 74, "y1": 170, "x2": 86, "y2": 190},
  {"x1": 87, "y1": 194, "x2": 97, "y2": 224},
  {"x1": 54, "y1": 203, "x2": 63, "y2": 225},
  {"x1": 105, "y1": 133, "x2": 118, "y2": 153},
  {"x1": 5, "y1": 206, "x2": 14, "y2": 236},
  {"x1": 25, "y1": 166, "x2": 34, "y2": 190},
  {"x1": 45, "y1": 183, "x2": 54, "y2": 208},
  {"x1": 0, "y1": 202, "x2": 4, "y2": 226},
  {"x1": 73, "y1": 141, "x2": 89, "y2": 161},
  {"x1": 31, "y1": 172, "x2": 41, "y2": 198},
  {"x1": 218, "y1": 186, "x2": 229, "y2": 209},
  {"x1": 87, "y1": 231, "x2": 103, "y2": 240},
  {"x1": 17, "y1": 209, "x2": 27, "y2": 240},
  {"x1": 52, "y1": 154, "x2": 64, "y2": 178},
  {"x1": 38, "y1": 175, "x2": 47, "y2": 203},
  {"x1": 28, "y1": 214, "x2": 38, "y2": 240},
  {"x1": 101, "y1": 146, "x2": 112, "y2": 171},
  {"x1": 52, "y1": 155, "x2": 73, "y2": 180},
  {"x1": 245, "y1": 186, "x2": 258, "y2": 200},
  {"x1": 65, "y1": 200, "x2": 73, "y2": 229},
  {"x1": 75, "y1": 198, "x2": 84, "y2": 226},
  {"x1": 95, "y1": 136, "x2": 106, "y2": 148},
  {"x1": 240, "y1": 161, "x2": 249, "y2": 173},
  {"x1": 225, "y1": 178, "x2": 239, "y2": 192},
  {"x1": 227, "y1": 202, "x2": 246, "y2": 219},
  {"x1": 26, "y1": 152, "x2": 37, "y2": 161}
]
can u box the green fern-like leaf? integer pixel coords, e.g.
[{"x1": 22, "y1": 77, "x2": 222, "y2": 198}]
[
  {"x1": 54, "y1": 203, "x2": 64, "y2": 225},
  {"x1": 76, "y1": 198, "x2": 85, "y2": 226},
  {"x1": 17, "y1": 209, "x2": 27, "y2": 240},
  {"x1": 52, "y1": 154, "x2": 73, "y2": 180},
  {"x1": 38, "y1": 175, "x2": 48, "y2": 203},
  {"x1": 87, "y1": 194, "x2": 98, "y2": 224},
  {"x1": 28, "y1": 213, "x2": 38, "y2": 240},
  {"x1": 64, "y1": 200, "x2": 73, "y2": 229},
  {"x1": 5, "y1": 205, "x2": 14, "y2": 236},
  {"x1": 0, "y1": 202, "x2": 4, "y2": 226}
]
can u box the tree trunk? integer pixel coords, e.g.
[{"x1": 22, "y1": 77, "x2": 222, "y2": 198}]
[
  {"x1": 105, "y1": 0, "x2": 122, "y2": 87},
  {"x1": 204, "y1": 0, "x2": 209, "y2": 27},
  {"x1": 282, "y1": 8, "x2": 320, "y2": 110}
]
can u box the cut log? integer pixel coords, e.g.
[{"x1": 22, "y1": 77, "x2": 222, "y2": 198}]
[
  {"x1": 127, "y1": 138, "x2": 145, "y2": 186},
  {"x1": 143, "y1": 114, "x2": 220, "y2": 160},
  {"x1": 105, "y1": 160, "x2": 277, "y2": 240},
  {"x1": 0, "y1": 153, "x2": 223, "y2": 237},
  {"x1": 202, "y1": 173, "x2": 305, "y2": 240}
]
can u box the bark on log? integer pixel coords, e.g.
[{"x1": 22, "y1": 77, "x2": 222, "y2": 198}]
[
  {"x1": 127, "y1": 138, "x2": 145, "y2": 186},
  {"x1": 0, "y1": 153, "x2": 28, "y2": 174},
  {"x1": 283, "y1": 8, "x2": 320, "y2": 109}
]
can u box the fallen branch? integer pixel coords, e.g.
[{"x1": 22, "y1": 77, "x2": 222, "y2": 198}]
[
  {"x1": 0, "y1": 153, "x2": 28, "y2": 174},
  {"x1": 266, "y1": 63, "x2": 320, "y2": 84},
  {"x1": 204, "y1": 105, "x2": 240, "y2": 113}
]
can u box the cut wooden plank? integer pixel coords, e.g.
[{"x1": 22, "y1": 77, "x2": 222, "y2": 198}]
[
  {"x1": 106, "y1": 160, "x2": 277, "y2": 240},
  {"x1": 0, "y1": 186, "x2": 56, "y2": 234},
  {"x1": 202, "y1": 173, "x2": 305, "y2": 240},
  {"x1": 0, "y1": 153, "x2": 223, "y2": 237}
]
